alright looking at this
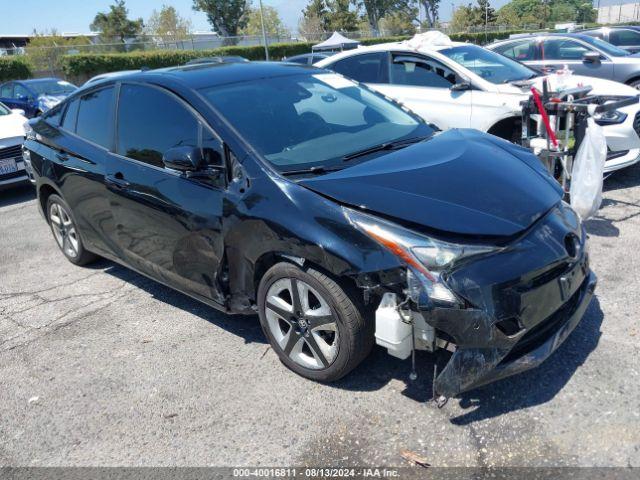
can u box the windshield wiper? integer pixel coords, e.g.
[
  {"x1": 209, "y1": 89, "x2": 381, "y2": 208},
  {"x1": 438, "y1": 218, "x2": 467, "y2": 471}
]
[
  {"x1": 342, "y1": 135, "x2": 430, "y2": 161},
  {"x1": 281, "y1": 165, "x2": 344, "y2": 177}
]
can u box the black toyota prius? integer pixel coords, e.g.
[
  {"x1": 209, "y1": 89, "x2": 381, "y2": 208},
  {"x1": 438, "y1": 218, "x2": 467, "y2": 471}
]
[{"x1": 24, "y1": 62, "x2": 596, "y2": 398}]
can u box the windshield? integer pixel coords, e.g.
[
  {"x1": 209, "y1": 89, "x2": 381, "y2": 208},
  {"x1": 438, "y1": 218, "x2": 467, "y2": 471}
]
[
  {"x1": 200, "y1": 73, "x2": 433, "y2": 173},
  {"x1": 0, "y1": 102, "x2": 9, "y2": 116},
  {"x1": 578, "y1": 35, "x2": 630, "y2": 57},
  {"x1": 27, "y1": 80, "x2": 77, "y2": 96},
  {"x1": 440, "y1": 44, "x2": 538, "y2": 84}
]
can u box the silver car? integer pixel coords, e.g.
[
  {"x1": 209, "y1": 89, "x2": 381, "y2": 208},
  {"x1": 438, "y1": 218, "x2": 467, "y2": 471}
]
[{"x1": 488, "y1": 33, "x2": 640, "y2": 88}]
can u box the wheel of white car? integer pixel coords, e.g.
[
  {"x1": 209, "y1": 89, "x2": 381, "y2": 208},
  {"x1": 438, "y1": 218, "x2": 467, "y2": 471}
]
[
  {"x1": 47, "y1": 194, "x2": 97, "y2": 266},
  {"x1": 629, "y1": 79, "x2": 640, "y2": 90},
  {"x1": 257, "y1": 262, "x2": 373, "y2": 382}
]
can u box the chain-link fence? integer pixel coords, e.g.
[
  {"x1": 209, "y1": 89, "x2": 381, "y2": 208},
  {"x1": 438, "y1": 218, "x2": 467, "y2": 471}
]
[{"x1": 0, "y1": 23, "x2": 565, "y2": 77}]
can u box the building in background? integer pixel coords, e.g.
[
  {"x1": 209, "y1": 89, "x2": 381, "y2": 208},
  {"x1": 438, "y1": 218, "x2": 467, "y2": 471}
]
[{"x1": 597, "y1": 2, "x2": 640, "y2": 23}]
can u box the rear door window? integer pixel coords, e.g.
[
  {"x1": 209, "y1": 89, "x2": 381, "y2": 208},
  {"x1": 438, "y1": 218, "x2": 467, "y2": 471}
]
[
  {"x1": 494, "y1": 40, "x2": 538, "y2": 61},
  {"x1": 609, "y1": 29, "x2": 640, "y2": 46},
  {"x1": 116, "y1": 84, "x2": 200, "y2": 168},
  {"x1": 331, "y1": 53, "x2": 388, "y2": 83},
  {"x1": 541, "y1": 38, "x2": 590, "y2": 61},
  {"x1": 75, "y1": 87, "x2": 114, "y2": 149},
  {"x1": 391, "y1": 54, "x2": 457, "y2": 87},
  {"x1": 0, "y1": 83, "x2": 12, "y2": 98}
]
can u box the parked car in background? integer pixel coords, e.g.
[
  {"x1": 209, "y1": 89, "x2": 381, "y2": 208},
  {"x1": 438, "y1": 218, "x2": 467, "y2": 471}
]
[
  {"x1": 184, "y1": 56, "x2": 249, "y2": 66},
  {"x1": 579, "y1": 26, "x2": 640, "y2": 54},
  {"x1": 24, "y1": 62, "x2": 595, "y2": 397},
  {"x1": 0, "y1": 102, "x2": 29, "y2": 188},
  {"x1": 316, "y1": 39, "x2": 640, "y2": 173},
  {"x1": 488, "y1": 33, "x2": 640, "y2": 88},
  {"x1": 284, "y1": 52, "x2": 332, "y2": 65},
  {"x1": 0, "y1": 78, "x2": 77, "y2": 117}
]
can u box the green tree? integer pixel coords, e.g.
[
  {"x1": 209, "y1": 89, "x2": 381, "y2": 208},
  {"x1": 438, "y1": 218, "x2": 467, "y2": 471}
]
[
  {"x1": 419, "y1": 0, "x2": 440, "y2": 28},
  {"x1": 379, "y1": 7, "x2": 417, "y2": 35},
  {"x1": 240, "y1": 5, "x2": 289, "y2": 36},
  {"x1": 352, "y1": 0, "x2": 411, "y2": 34},
  {"x1": 496, "y1": 0, "x2": 545, "y2": 27},
  {"x1": 146, "y1": 5, "x2": 192, "y2": 40},
  {"x1": 299, "y1": 0, "x2": 329, "y2": 40},
  {"x1": 26, "y1": 30, "x2": 92, "y2": 72},
  {"x1": 90, "y1": 0, "x2": 144, "y2": 42},
  {"x1": 192, "y1": 0, "x2": 250, "y2": 39},
  {"x1": 326, "y1": 0, "x2": 359, "y2": 31},
  {"x1": 450, "y1": 3, "x2": 476, "y2": 30},
  {"x1": 477, "y1": 0, "x2": 497, "y2": 25}
]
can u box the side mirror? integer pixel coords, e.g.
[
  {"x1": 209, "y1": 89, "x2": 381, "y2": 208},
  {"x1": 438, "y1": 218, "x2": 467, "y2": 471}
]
[
  {"x1": 11, "y1": 108, "x2": 25, "y2": 116},
  {"x1": 162, "y1": 146, "x2": 203, "y2": 171},
  {"x1": 582, "y1": 51, "x2": 601, "y2": 64},
  {"x1": 450, "y1": 81, "x2": 472, "y2": 92}
]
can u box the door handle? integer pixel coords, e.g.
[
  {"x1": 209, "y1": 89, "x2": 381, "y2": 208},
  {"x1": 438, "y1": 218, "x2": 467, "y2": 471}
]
[
  {"x1": 105, "y1": 172, "x2": 130, "y2": 190},
  {"x1": 542, "y1": 66, "x2": 557, "y2": 73},
  {"x1": 55, "y1": 152, "x2": 68, "y2": 162}
]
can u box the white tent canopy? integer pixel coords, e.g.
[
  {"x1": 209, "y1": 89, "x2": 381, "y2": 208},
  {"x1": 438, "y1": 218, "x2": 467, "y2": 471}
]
[{"x1": 312, "y1": 32, "x2": 360, "y2": 52}]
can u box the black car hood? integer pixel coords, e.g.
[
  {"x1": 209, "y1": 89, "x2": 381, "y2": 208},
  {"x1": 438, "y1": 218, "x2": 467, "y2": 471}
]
[{"x1": 300, "y1": 129, "x2": 562, "y2": 237}]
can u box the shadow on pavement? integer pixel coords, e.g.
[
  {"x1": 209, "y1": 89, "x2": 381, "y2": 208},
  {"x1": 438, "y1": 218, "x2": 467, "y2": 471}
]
[
  {"x1": 0, "y1": 184, "x2": 36, "y2": 208},
  {"x1": 99, "y1": 259, "x2": 267, "y2": 346},
  {"x1": 334, "y1": 297, "x2": 603, "y2": 420},
  {"x1": 94, "y1": 256, "x2": 602, "y2": 421},
  {"x1": 448, "y1": 297, "x2": 603, "y2": 425}
]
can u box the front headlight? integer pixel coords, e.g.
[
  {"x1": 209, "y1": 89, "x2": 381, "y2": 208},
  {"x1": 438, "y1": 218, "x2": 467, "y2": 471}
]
[
  {"x1": 593, "y1": 109, "x2": 627, "y2": 125},
  {"x1": 344, "y1": 207, "x2": 498, "y2": 305}
]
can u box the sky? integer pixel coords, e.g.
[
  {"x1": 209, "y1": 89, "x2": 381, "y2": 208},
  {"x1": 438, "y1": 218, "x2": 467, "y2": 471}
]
[{"x1": 0, "y1": 0, "x2": 623, "y2": 35}]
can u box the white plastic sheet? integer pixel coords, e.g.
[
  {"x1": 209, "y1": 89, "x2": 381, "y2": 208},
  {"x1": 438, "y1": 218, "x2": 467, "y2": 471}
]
[
  {"x1": 402, "y1": 31, "x2": 453, "y2": 51},
  {"x1": 570, "y1": 118, "x2": 607, "y2": 220}
]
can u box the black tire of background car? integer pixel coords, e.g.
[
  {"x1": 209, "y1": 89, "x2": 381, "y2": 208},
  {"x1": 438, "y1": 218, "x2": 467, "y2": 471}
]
[
  {"x1": 46, "y1": 194, "x2": 98, "y2": 266},
  {"x1": 257, "y1": 262, "x2": 374, "y2": 382}
]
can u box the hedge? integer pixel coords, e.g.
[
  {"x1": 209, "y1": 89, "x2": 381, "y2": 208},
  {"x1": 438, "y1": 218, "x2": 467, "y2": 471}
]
[
  {"x1": 60, "y1": 30, "x2": 530, "y2": 79},
  {"x1": 0, "y1": 57, "x2": 33, "y2": 82},
  {"x1": 60, "y1": 42, "x2": 315, "y2": 78}
]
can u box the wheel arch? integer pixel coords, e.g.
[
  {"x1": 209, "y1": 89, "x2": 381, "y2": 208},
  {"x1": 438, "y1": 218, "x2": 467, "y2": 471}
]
[
  {"x1": 487, "y1": 116, "x2": 522, "y2": 143},
  {"x1": 37, "y1": 181, "x2": 62, "y2": 220},
  {"x1": 625, "y1": 75, "x2": 640, "y2": 87}
]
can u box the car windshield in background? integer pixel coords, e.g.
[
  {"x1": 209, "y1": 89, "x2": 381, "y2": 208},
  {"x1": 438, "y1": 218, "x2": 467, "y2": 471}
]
[
  {"x1": 440, "y1": 44, "x2": 538, "y2": 84},
  {"x1": 27, "y1": 80, "x2": 77, "y2": 96},
  {"x1": 200, "y1": 73, "x2": 433, "y2": 173},
  {"x1": 579, "y1": 35, "x2": 630, "y2": 56},
  {"x1": 0, "y1": 102, "x2": 10, "y2": 115}
]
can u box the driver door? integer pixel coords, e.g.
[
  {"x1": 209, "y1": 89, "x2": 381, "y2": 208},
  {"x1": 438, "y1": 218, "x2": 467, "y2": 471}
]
[
  {"x1": 105, "y1": 83, "x2": 227, "y2": 305},
  {"x1": 373, "y1": 53, "x2": 472, "y2": 130}
]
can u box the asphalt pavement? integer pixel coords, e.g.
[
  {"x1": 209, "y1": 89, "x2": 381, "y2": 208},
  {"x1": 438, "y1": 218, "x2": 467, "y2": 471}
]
[{"x1": 0, "y1": 169, "x2": 638, "y2": 467}]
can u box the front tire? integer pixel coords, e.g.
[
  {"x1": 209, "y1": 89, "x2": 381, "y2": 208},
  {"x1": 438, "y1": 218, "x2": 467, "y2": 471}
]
[
  {"x1": 257, "y1": 262, "x2": 373, "y2": 382},
  {"x1": 47, "y1": 194, "x2": 97, "y2": 266},
  {"x1": 628, "y1": 79, "x2": 640, "y2": 90}
]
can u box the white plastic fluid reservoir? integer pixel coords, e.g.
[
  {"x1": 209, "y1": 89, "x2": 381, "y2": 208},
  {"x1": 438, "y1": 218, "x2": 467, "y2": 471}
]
[{"x1": 375, "y1": 293, "x2": 412, "y2": 360}]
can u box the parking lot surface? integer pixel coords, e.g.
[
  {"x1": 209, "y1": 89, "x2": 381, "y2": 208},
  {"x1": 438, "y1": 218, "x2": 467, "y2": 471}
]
[{"x1": 0, "y1": 168, "x2": 639, "y2": 468}]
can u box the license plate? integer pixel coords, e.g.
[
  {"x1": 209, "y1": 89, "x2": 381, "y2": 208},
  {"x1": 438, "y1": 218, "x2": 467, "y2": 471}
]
[{"x1": 0, "y1": 158, "x2": 18, "y2": 175}]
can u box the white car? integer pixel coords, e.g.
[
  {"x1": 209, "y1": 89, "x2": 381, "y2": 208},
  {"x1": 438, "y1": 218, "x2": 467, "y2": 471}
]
[
  {"x1": 0, "y1": 102, "x2": 29, "y2": 189},
  {"x1": 315, "y1": 38, "x2": 640, "y2": 173}
]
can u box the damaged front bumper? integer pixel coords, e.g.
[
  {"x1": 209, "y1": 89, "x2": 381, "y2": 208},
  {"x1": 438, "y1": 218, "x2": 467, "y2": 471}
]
[
  {"x1": 429, "y1": 269, "x2": 596, "y2": 397},
  {"x1": 372, "y1": 202, "x2": 597, "y2": 397}
]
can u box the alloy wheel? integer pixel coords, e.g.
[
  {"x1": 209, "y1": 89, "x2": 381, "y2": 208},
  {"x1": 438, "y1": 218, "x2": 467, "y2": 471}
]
[
  {"x1": 49, "y1": 202, "x2": 79, "y2": 259},
  {"x1": 264, "y1": 277, "x2": 339, "y2": 370}
]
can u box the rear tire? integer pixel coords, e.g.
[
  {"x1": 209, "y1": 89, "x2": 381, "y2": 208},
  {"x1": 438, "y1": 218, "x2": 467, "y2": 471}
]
[
  {"x1": 46, "y1": 194, "x2": 97, "y2": 266},
  {"x1": 257, "y1": 262, "x2": 373, "y2": 382}
]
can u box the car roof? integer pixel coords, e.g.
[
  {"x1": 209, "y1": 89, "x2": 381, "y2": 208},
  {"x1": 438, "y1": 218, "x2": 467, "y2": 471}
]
[
  {"x1": 582, "y1": 25, "x2": 640, "y2": 32},
  {"x1": 19, "y1": 77, "x2": 63, "y2": 84},
  {"x1": 98, "y1": 61, "x2": 325, "y2": 90},
  {"x1": 495, "y1": 32, "x2": 597, "y2": 43}
]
